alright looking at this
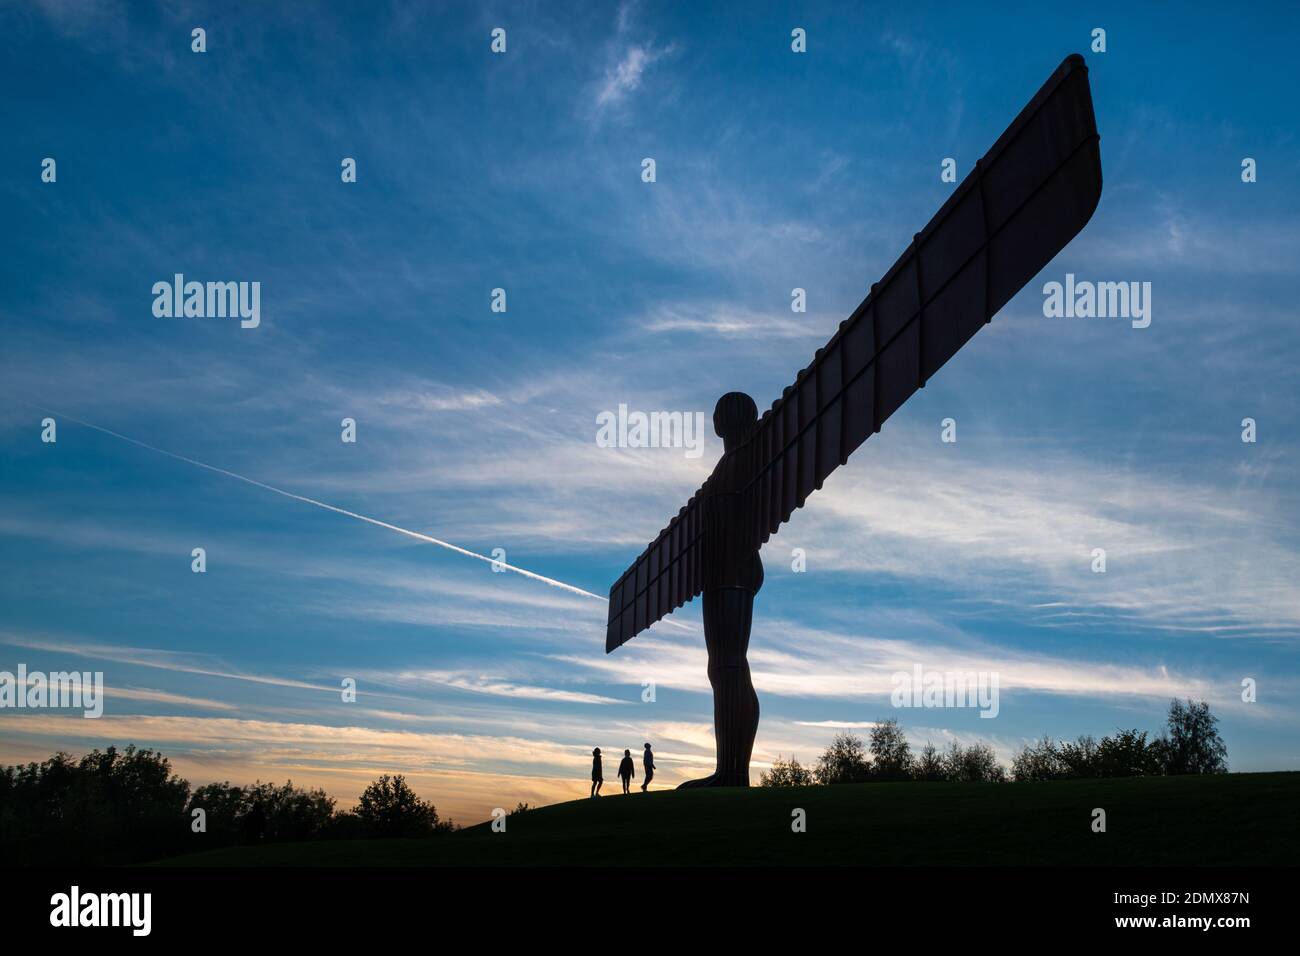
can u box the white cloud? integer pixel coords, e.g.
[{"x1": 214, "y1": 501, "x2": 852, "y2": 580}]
[
  {"x1": 642, "y1": 302, "x2": 832, "y2": 339},
  {"x1": 551, "y1": 617, "x2": 1266, "y2": 714},
  {"x1": 374, "y1": 386, "x2": 504, "y2": 413},
  {"x1": 792, "y1": 434, "x2": 1300, "y2": 636},
  {"x1": 590, "y1": 2, "x2": 675, "y2": 113},
  {"x1": 368, "y1": 668, "x2": 626, "y2": 706},
  {"x1": 0, "y1": 633, "x2": 338, "y2": 694},
  {"x1": 596, "y1": 45, "x2": 659, "y2": 107},
  {"x1": 105, "y1": 686, "x2": 239, "y2": 712}
]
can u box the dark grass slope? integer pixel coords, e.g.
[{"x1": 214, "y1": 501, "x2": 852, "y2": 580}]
[{"x1": 154, "y1": 772, "x2": 1300, "y2": 867}]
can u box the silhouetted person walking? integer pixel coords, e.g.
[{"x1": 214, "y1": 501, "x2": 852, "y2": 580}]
[
  {"x1": 618, "y1": 749, "x2": 635, "y2": 793},
  {"x1": 642, "y1": 742, "x2": 655, "y2": 791},
  {"x1": 590, "y1": 747, "x2": 603, "y2": 798}
]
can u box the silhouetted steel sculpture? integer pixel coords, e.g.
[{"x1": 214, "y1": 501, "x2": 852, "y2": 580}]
[{"x1": 605, "y1": 54, "x2": 1103, "y2": 787}]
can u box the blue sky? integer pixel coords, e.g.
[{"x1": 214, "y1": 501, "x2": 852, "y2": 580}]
[{"x1": 2, "y1": 1, "x2": 1298, "y2": 823}]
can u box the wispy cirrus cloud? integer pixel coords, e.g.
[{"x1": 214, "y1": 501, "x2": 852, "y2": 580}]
[
  {"x1": 101, "y1": 686, "x2": 239, "y2": 712},
  {"x1": 590, "y1": 1, "x2": 675, "y2": 112},
  {"x1": 365, "y1": 668, "x2": 626, "y2": 706},
  {"x1": 373, "y1": 385, "x2": 504, "y2": 413},
  {"x1": 794, "y1": 435, "x2": 1300, "y2": 637},
  {"x1": 550, "y1": 617, "x2": 1278, "y2": 717},
  {"x1": 0, "y1": 634, "x2": 337, "y2": 694},
  {"x1": 595, "y1": 44, "x2": 666, "y2": 108},
  {"x1": 641, "y1": 302, "x2": 831, "y2": 339}
]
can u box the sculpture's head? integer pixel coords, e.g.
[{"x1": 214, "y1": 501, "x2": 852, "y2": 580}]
[
  {"x1": 593, "y1": 748, "x2": 601, "y2": 756},
  {"x1": 713, "y1": 391, "x2": 757, "y2": 452},
  {"x1": 624, "y1": 749, "x2": 631, "y2": 756}
]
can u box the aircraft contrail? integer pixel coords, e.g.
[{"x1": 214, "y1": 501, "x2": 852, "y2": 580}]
[{"x1": 29, "y1": 403, "x2": 608, "y2": 603}]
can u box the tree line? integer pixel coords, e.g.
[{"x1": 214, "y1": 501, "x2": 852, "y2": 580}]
[
  {"x1": 0, "y1": 746, "x2": 453, "y2": 866},
  {"x1": 761, "y1": 698, "x2": 1228, "y2": 787},
  {"x1": 2, "y1": 699, "x2": 1231, "y2": 862}
]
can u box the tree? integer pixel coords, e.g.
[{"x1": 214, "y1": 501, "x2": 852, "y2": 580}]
[
  {"x1": 942, "y1": 742, "x2": 1006, "y2": 783},
  {"x1": 1055, "y1": 735, "x2": 1100, "y2": 777},
  {"x1": 814, "y1": 733, "x2": 871, "y2": 785},
  {"x1": 759, "y1": 755, "x2": 814, "y2": 787},
  {"x1": 1014, "y1": 729, "x2": 1166, "y2": 781},
  {"x1": 1011, "y1": 738, "x2": 1067, "y2": 782},
  {"x1": 353, "y1": 774, "x2": 445, "y2": 837},
  {"x1": 0, "y1": 746, "x2": 190, "y2": 865},
  {"x1": 868, "y1": 719, "x2": 913, "y2": 781},
  {"x1": 1159, "y1": 699, "x2": 1228, "y2": 775},
  {"x1": 76, "y1": 745, "x2": 191, "y2": 825},
  {"x1": 186, "y1": 781, "x2": 248, "y2": 842},
  {"x1": 914, "y1": 742, "x2": 946, "y2": 782},
  {"x1": 1094, "y1": 729, "x2": 1161, "y2": 777},
  {"x1": 187, "y1": 780, "x2": 336, "y2": 844},
  {"x1": 252, "y1": 781, "x2": 336, "y2": 840}
]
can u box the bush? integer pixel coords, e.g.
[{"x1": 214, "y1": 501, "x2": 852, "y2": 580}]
[
  {"x1": 1095, "y1": 729, "x2": 1163, "y2": 777},
  {"x1": 942, "y1": 742, "x2": 1006, "y2": 783},
  {"x1": 759, "y1": 755, "x2": 815, "y2": 787},
  {"x1": 814, "y1": 733, "x2": 871, "y2": 785},
  {"x1": 1056, "y1": 735, "x2": 1100, "y2": 778},
  {"x1": 1011, "y1": 710, "x2": 1224, "y2": 781},
  {"x1": 1011, "y1": 738, "x2": 1068, "y2": 782}
]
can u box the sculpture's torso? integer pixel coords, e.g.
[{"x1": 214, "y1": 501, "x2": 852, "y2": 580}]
[{"x1": 701, "y1": 448, "x2": 764, "y2": 593}]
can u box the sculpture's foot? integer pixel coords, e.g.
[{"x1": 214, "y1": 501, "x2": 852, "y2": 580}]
[
  {"x1": 676, "y1": 772, "x2": 748, "y2": 789},
  {"x1": 676, "y1": 774, "x2": 717, "y2": 789}
]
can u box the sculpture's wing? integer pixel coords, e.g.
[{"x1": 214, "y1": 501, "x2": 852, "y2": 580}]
[
  {"x1": 607, "y1": 53, "x2": 1102, "y2": 652},
  {"x1": 605, "y1": 477, "x2": 710, "y2": 652},
  {"x1": 743, "y1": 53, "x2": 1102, "y2": 550}
]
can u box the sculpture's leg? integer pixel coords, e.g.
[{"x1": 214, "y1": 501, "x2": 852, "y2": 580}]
[{"x1": 678, "y1": 585, "x2": 759, "y2": 788}]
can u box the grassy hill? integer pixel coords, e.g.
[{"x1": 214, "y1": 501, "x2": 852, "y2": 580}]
[{"x1": 155, "y1": 772, "x2": 1300, "y2": 866}]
